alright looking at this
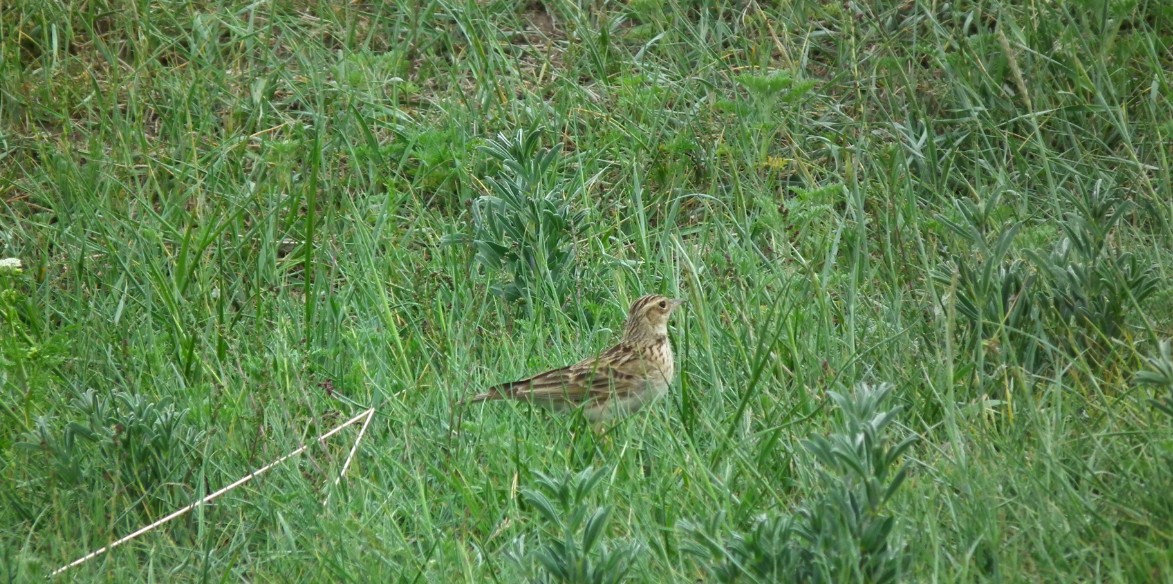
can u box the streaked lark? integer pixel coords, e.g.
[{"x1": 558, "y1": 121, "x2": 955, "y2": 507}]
[{"x1": 468, "y1": 294, "x2": 685, "y2": 421}]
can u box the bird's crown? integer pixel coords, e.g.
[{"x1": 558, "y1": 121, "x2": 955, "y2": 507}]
[{"x1": 623, "y1": 294, "x2": 684, "y2": 341}]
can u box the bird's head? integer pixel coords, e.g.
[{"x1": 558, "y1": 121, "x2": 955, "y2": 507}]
[{"x1": 623, "y1": 294, "x2": 685, "y2": 342}]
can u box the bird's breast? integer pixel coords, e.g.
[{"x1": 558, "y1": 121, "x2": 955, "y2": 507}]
[{"x1": 649, "y1": 340, "x2": 674, "y2": 386}]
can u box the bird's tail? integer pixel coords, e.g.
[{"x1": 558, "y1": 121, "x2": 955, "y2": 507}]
[
  {"x1": 463, "y1": 390, "x2": 498, "y2": 404},
  {"x1": 462, "y1": 379, "x2": 525, "y2": 404}
]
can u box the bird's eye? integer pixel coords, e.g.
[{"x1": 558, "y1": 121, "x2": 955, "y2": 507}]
[{"x1": 658, "y1": 300, "x2": 667, "y2": 308}]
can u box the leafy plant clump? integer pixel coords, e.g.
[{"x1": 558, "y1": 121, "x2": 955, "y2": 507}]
[
  {"x1": 936, "y1": 184, "x2": 1158, "y2": 388},
  {"x1": 460, "y1": 127, "x2": 587, "y2": 304},
  {"x1": 1138, "y1": 340, "x2": 1173, "y2": 420},
  {"x1": 1030, "y1": 185, "x2": 1159, "y2": 345},
  {"x1": 681, "y1": 383, "x2": 915, "y2": 583},
  {"x1": 508, "y1": 466, "x2": 639, "y2": 584},
  {"x1": 13, "y1": 389, "x2": 204, "y2": 516}
]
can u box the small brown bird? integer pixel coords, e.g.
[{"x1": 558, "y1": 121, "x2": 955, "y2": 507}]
[{"x1": 468, "y1": 294, "x2": 685, "y2": 421}]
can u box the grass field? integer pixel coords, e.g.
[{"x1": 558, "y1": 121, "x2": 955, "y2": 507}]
[{"x1": 3, "y1": 0, "x2": 1173, "y2": 581}]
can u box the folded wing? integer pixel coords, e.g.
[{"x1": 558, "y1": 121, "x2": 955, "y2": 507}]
[{"x1": 469, "y1": 358, "x2": 645, "y2": 408}]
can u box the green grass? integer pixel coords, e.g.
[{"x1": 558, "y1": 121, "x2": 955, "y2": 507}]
[{"x1": 2, "y1": 0, "x2": 1172, "y2": 581}]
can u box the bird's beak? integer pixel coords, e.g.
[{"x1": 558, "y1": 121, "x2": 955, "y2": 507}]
[{"x1": 671, "y1": 299, "x2": 686, "y2": 310}]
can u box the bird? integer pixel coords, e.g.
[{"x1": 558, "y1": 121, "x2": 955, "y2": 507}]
[{"x1": 467, "y1": 294, "x2": 686, "y2": 422}]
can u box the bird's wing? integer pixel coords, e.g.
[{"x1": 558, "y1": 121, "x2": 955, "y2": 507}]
[{"x1": 470, "y1": 346, "x2": 645, "y2": 406}]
